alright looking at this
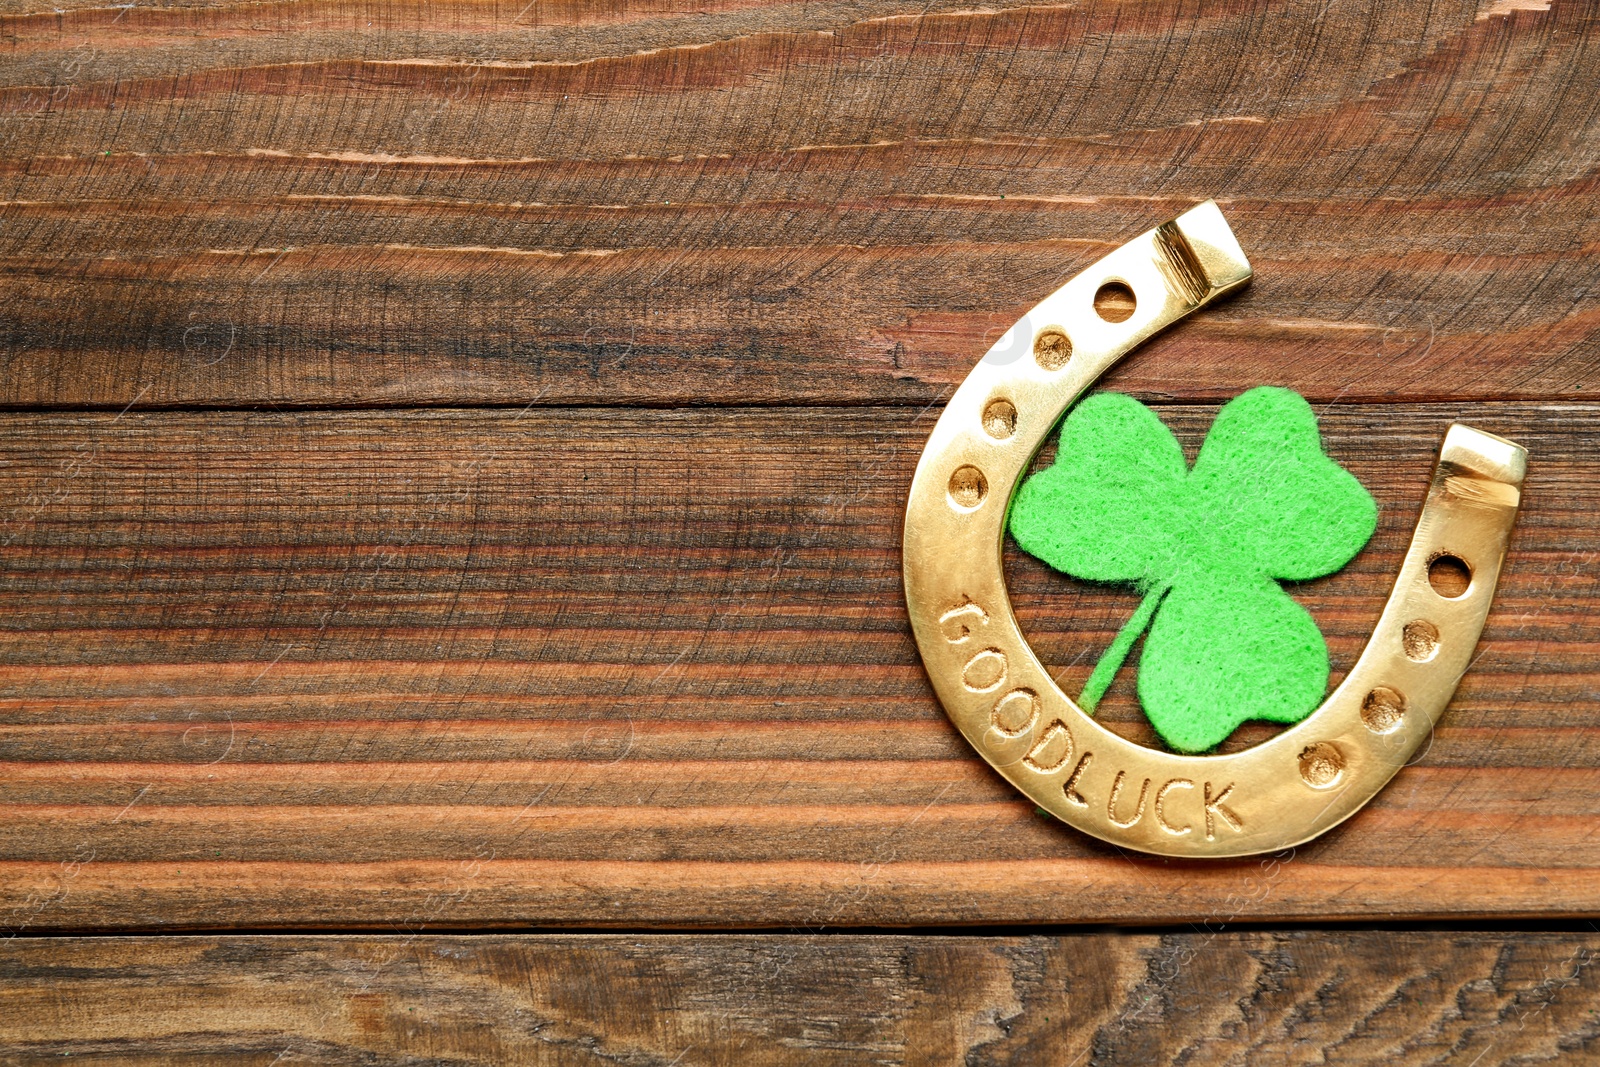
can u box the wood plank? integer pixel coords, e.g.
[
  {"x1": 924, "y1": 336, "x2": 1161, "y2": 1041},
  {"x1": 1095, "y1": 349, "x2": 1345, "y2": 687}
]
[
  {"x1": 1, "y1": 0, "x2": 1597, "y2": 407},
  {"x1": 0, "y1": 401, "x2": 1595, "y2": 929},
  {"x1": 3, "y1": 931, "x2": 1600, "y2": 1064}
]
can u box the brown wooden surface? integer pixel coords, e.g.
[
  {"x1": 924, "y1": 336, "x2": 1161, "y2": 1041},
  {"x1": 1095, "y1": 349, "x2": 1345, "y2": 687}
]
[
  {"x1": 3, "y1": 931, "x2": 1599, "y2": 1064},
  {"x1": 1, "y1": 0, "x2": 1598, "y2": 935},
  {"x1": 0, "y1": 401, "x2": 1596, "y2": 930},
  {"x1": 0, "y1": 0, "x2": 1596, "y2": 408}
]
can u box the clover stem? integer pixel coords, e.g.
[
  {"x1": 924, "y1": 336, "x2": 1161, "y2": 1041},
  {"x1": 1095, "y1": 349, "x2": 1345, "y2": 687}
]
[{"x1": 1079, "y1": 584, "x2": 1170, "y2": 715}]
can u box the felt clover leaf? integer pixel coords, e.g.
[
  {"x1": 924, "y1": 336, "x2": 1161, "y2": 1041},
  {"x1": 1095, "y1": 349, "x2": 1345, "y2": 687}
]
[{"x1": 1008, "y1": 387, "x2": 1378, "y2": 753}]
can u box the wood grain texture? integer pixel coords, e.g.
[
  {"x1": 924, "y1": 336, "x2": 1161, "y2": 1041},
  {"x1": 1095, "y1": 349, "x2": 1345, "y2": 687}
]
[
  {"x1": 0, "y1": 400, "x2": 1596, "y2": 930},
  {"x1": 4, "y1": 931, "x2": 1600, "y2": 1064},
  {"x1": 0, "y1": 0, "x2": 1596, "y2": 407},
  {"x1": 1, "y1": 0, "x2": 1598, "y2": 935}
]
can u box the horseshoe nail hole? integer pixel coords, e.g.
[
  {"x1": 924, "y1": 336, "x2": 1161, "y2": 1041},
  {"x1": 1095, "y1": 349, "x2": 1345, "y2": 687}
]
[
  {"x1": 1032, "y1": 327, "x2": 1072, "y2": 371},
  {"x1": 1361, "y1": 687, "x2": 1407, "y2": 734},
  {"x1": 1297, "y1": 742, "x2": 1346, "y2": 789},
  {"x1": 982, "y1": 398, "x2": 1018, "y2": 440},
  {"x1": 1093, "y1": 281, "x2": 1137, "y2": 323},
  {"x1": 948, "y1": 465, "x2": 988, "y2": 510},
  {"x1": 1402, "y1": 620, "x2": 1440, "y2": 662},
  {"x1": 1427, "y1": 553, "x2": 1472, "y2": 599}
]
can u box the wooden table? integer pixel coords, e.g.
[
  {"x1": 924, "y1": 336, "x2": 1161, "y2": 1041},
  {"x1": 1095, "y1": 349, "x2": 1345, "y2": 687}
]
[{"x1": 2, "y1": 0, "x2": 1598, "y2": 1061}]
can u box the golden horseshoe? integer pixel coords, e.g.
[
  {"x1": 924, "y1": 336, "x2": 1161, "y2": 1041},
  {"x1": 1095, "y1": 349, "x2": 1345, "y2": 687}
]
[{"x1": 902, "y1": 202, "x2": 1526, "y2": 857}]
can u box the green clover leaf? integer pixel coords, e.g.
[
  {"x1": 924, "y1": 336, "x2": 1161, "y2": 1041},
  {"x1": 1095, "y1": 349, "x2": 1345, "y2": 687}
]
[{"x1": 1008, "y1": 387, "x2": 1377, "y2": 753}]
